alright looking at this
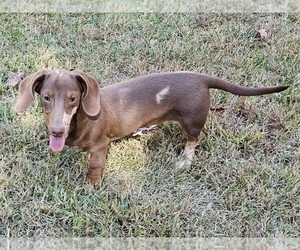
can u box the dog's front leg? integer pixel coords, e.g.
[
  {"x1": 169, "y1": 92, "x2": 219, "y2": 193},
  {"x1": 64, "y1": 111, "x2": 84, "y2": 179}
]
[{"x1": 86, "y1": 142, "x2": 109, "y2": 185}]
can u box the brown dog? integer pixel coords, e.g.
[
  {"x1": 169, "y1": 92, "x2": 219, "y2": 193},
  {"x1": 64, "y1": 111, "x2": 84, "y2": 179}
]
[{"x1": 14, "y1": 69, "x2": 289, "y2": 184}]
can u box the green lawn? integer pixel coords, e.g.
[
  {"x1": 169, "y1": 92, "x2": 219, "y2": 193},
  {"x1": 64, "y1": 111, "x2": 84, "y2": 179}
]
[{"x1": 0, "y1": 13, "x2": 299, "y2": 237}]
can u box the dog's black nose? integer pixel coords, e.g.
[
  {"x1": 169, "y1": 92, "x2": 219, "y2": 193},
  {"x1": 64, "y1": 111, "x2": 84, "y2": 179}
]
[{"x1": 51, "y1": 127, "x2": 65, "y2": 137}]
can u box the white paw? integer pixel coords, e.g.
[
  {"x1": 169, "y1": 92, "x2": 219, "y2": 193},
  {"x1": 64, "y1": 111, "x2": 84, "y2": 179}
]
[
  {"x1": 175, "y1": 160, "x2": 186, "y2": 170},
  {"x1": 175, "y1": 158, "x2": 191, "y2": 171}
]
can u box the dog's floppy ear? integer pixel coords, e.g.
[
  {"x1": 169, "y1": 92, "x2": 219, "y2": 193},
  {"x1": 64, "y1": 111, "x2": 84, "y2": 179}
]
[
  {"x1": 14, "y1": 70, "x2": 48, "y2": 113},
  {"x1": 72, "y1": 70, "x2": 101, "y2": 117}
]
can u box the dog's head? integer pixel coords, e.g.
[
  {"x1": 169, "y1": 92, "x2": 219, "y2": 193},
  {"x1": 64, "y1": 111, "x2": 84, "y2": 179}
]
[{"x1": 14, "y1": 69, "x2": 101, "y2": 152}]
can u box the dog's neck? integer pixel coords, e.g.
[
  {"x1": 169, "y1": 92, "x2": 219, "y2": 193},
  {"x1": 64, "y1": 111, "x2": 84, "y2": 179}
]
[
  {"x1": 66, "y1": 105, "x2": 90, "y2": 146},
  {"x1": 66, "y1": 105, "x2": 99, "y2": 147}
]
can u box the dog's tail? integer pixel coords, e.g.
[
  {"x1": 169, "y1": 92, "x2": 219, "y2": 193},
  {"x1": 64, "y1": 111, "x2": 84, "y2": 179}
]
[{"x1": 204, "y1": 75, "x2": 289, "y2": 96}]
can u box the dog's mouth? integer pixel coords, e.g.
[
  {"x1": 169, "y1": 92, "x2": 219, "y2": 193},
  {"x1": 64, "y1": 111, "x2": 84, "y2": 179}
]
[
  {"x1": 50, "y1": 135, "x2": 66, "y2": 152},
  {"x1": 48, "y1": 109, "x2": 78, "y2": 153}
]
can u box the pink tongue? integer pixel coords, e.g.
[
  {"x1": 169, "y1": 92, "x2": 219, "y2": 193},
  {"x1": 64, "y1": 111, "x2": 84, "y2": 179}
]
[{"x1": 50, "y1": 135, "x2": 65, "y2": 152}]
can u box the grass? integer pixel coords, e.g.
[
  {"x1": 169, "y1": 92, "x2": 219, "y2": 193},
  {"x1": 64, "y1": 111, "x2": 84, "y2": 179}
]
[{"x1": 0, "y1": 13, "x2": 299, "y2": 237}]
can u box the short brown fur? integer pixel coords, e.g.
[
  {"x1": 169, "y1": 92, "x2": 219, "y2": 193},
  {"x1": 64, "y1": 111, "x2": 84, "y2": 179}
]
[{"x1": 15, "y1": 69, "x2": 289, "y2": 185}]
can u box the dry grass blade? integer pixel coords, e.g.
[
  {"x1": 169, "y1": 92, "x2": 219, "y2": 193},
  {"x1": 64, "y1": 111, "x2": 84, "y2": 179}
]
[{"x1": 0, "y1": 13, "x2": 299, "y2": 238}]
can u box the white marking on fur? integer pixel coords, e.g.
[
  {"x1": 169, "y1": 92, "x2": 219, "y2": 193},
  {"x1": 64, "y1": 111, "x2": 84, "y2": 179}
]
[
  {"x1": 156, "y1": 86, "x2": 170, "y2": 104},
  {"x1": 62, "y1": 107, "x2": 78, "y2": 136},
  {"x1": 55, "y1": 70, "x2": 64, "y2": 77}
]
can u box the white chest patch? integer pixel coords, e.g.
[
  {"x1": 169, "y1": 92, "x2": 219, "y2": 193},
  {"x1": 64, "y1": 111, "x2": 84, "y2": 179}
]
[{"x1": 156, "y1": 86, "x2": 170, "y2": 104}]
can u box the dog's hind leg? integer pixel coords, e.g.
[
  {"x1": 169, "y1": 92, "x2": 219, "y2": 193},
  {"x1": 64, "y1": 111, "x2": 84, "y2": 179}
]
[
  {"x1": 175, "y1": 114, "x2": 207, "y2": 171},
  {"x1": 175, "y1": 136, "x2": 199, "y2": 171}
]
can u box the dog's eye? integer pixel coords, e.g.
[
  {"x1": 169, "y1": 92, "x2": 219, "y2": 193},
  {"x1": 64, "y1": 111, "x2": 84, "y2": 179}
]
[
  {"x1": 43, "y1": 96, "x2": 51, "y2": 102},
  {"x1": 69, "y1": 97, "x2": 77, "y2": 103}
]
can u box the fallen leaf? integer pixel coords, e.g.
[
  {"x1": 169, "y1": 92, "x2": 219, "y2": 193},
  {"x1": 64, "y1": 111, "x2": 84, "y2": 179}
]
[
  {"x1": 210, "y1": 107, "x2": 226, "y2": 114},
  {"x1": 237, "y1": 97, "x2": 257, "y2": 121},
  {"x1": 7, "y1": 71, "x2": 25, "y2": 87},
  {"x1": 195, "y1": 17, "x2": 210, "y2": 28},
  {"x1": 257, "y1": 28, "x2": 269, "y2": 41},
  {"x1": 267, "y1": 116, "x2": 285, "y2": 136},
  {"x1": 241, "y1": 105, "x2": 257, "y2": 121}
]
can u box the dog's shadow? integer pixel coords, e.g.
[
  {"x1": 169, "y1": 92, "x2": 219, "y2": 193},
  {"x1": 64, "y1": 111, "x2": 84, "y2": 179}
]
[
  {"x1": 99, "y1": 122, "x2": 207, "y2": 189},
  {"x1": 53, "y1": 122, "x2": 209, "y2": 190}
]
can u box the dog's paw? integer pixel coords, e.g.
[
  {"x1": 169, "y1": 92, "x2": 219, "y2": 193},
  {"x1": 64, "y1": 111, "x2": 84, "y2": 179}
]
[
  {"x1": 175, "y1": 159, "x2": 191, "y2": 174},
  {"x1": 83, "y1": 181, "x2": 95, "y2": 190},
  {"x1": 175, "y1": 160, "x2": 186, "y2": 170},
  {"x1": 84, "y1": 175, "x2": 103, "y2": 189}
]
